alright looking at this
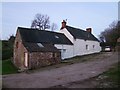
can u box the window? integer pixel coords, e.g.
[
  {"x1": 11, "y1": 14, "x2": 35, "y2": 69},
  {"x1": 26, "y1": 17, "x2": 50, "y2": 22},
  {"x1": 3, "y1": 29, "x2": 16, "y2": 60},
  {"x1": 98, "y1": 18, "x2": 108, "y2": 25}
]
[
  {"x1": 61, "y1": 49, "x2": 66, "y2": 59},
  {"x1": 16, "y1": 42, "x2": 18, "y2": 48},
  {"x1": 86, "y1": 45, "x2": 88, "y2": 50},
  {"x1": 63, "y1": 49, "x2": 66, "y2": 52},
  {"x1": 59, "y1": 49, "x2": 66, "y2": 52},
  {"x1": 93, "y1": 45, "x2": 95, "y2": 49},
  {"x1": 37, "y1": 43, "x2": 44, "y2": 47}
]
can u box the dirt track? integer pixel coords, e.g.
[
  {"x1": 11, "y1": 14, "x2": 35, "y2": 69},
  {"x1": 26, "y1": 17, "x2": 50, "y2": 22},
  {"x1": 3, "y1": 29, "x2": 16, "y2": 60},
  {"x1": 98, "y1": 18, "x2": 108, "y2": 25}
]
[{"x1": 2, "y1": 52, "x2": 119, "y2": 88}]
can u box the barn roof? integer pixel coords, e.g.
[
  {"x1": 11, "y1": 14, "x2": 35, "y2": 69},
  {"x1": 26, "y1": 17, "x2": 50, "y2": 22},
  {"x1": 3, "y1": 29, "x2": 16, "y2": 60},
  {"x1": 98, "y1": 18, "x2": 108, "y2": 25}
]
[
  {"x1": 23, "y1": 42, "x2": 59, "y2": 52},
  {"x1": 18, "y1": 27, "x2": 73, "y2": 45},
  {"x1": 66, "y1": 26, "x2": 99, "y2": 42}
]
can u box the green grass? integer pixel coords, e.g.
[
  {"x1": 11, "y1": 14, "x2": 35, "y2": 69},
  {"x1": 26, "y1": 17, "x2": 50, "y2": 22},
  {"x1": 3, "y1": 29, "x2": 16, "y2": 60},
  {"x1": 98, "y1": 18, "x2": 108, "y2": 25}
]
[
  {"x1": 105, "y1": 67, "x2": 120, "y2": 81},
  {"x1": 2, "y1": 40, "x2": 13, "y2": 60},
  {"x1": 0, "y1": 41, "x2": 2, "y2": 74},
  {"x1": 0, "y1": 60, "x2": 2, "y2": 74},
  {"x1": 2, "y1": 59, "x2": 18, "y2": 75}
]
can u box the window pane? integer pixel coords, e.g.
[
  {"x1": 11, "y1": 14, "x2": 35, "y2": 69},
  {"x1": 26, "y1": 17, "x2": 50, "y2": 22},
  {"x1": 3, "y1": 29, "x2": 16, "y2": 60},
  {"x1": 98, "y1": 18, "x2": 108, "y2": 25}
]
[{"x1": 86, "y1": 45, "x2": 88, "y2": 50}]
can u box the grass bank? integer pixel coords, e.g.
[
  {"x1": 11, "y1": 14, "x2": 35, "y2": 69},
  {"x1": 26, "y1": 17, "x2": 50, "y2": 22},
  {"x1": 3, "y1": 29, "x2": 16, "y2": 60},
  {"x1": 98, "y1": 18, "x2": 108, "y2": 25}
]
[
  {"x1": 0, "y1": 60, "x2": 2, "y2": 75},
  {"x1": 2, "y1": 59, "x2": 18, "y2": 75}
]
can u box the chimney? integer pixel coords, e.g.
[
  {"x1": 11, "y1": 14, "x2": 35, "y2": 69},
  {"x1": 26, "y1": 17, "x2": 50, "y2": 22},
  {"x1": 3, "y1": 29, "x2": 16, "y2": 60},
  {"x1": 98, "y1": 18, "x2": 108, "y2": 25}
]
[
  {"x1": 61, "y1": 20, "x2": 67, "y2": 29},
  {"x1": 86, "y1": 28, "x2": 92, "y2": 33}
]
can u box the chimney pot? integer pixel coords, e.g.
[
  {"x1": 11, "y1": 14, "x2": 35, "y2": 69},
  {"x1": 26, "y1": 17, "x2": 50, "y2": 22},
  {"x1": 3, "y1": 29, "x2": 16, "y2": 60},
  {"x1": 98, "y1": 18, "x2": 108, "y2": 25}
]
[
  {"x1": 86, "y1": 28, "x2": 92, "y2": 33},
  {"x1": 61, "y1": 20, "x2": 67, "y2": 29}
]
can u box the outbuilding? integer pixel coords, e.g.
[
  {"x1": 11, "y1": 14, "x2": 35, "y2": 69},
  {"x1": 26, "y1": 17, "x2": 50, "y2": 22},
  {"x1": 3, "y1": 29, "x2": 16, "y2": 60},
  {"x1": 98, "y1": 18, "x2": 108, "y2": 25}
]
[{"x1": 13, "y1": 27, "x2": 72, "y2": 70}]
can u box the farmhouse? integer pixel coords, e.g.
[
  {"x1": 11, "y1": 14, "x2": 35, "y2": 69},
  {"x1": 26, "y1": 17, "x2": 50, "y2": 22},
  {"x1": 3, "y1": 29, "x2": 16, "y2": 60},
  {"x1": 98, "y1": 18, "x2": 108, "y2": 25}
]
[
  {"x1": 56, "y1": 20, "x2": 101, "y2": 59},
  {"x1": 13, "y1": 20, "x2": 101, "y2": 70}
]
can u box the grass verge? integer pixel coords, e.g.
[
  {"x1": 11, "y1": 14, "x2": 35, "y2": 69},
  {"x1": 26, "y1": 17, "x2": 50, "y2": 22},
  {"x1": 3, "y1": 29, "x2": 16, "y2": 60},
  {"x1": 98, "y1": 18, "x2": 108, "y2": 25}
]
[
  {"x1": 95, "y1": 63, "x2": 120, "y2": 88},
  {"x1": 2, "y1": 59, "x2": 18, "y2": 75},
  {"x1": 0, "y1": 60, "x2": 2, "y2": 75}
]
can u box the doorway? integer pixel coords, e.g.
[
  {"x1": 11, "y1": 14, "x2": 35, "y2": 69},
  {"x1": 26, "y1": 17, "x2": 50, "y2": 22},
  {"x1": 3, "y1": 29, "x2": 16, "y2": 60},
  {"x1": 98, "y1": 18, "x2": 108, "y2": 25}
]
[{"x1": 24, "y1": 52, "x2": 28, "y2": 67}]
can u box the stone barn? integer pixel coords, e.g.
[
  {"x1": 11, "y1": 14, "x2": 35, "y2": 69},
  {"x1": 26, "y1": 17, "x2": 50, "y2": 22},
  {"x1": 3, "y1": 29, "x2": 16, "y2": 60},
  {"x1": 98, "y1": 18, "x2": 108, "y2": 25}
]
[{"x1": 13, "y1": 27, "x2": 72, "y2": 70}]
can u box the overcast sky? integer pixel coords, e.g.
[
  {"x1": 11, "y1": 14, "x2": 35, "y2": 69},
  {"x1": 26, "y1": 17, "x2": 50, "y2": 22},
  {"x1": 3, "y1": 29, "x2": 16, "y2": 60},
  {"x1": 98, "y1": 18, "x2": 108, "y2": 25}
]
[{"x1": 1, "y1": 1, "x2": 118, "y2": 40}]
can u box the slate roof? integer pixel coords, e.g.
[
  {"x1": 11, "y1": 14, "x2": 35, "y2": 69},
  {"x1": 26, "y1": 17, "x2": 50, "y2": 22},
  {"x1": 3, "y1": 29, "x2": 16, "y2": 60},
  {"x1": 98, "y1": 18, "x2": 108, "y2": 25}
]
[
  {"x1": 23, "y1": 42, "x2": 59, "y2": 52},
  {"x1": 66, "y1": 26, "x2": 99, "y2": 42},
  {"x1": 18, "y1": 27, "x2": 73, "y2": 45}
]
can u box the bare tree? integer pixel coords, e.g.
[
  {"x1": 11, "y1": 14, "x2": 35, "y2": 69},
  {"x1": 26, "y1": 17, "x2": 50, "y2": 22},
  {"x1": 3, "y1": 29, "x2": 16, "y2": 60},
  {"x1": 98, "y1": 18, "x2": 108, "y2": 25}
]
[
  {"x1": 51, "y1": 23, "x2": 58, "y2": 31},
  {"x1": 8, "y1": 34, "x2": 15, "y2": 43},
  {"x1": 31, "y1": 13, "x2": 50, "y2": 30},
  {"x1": 99, "y1": 21, "x2": 120, "y2": 47}
]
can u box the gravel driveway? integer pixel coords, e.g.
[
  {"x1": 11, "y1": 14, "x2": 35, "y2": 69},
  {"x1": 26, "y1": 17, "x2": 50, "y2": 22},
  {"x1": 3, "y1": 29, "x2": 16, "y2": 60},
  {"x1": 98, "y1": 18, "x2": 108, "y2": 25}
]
[{"x1": 2, "y1": 52, "x2": 119, "y2": 88}]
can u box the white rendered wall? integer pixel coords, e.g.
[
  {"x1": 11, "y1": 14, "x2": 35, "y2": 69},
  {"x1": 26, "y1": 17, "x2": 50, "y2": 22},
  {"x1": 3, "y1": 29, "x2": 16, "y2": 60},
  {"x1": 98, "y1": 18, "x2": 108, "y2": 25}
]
[
  {"x1": 55, "y1": 40, "x2": 101, "y2": 60},
  {"x1": 73, "y1": 39, "x2": 101, "y2": 56}
]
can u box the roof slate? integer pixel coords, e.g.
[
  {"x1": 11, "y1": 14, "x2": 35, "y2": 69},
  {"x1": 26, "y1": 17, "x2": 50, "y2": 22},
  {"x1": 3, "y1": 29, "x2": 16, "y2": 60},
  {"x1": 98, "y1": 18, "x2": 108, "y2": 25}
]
[
  {"x1": 18, "y1": 27, "x2": 73, "y2": 45},
  {"x1": 23, "y1": 42, "x2": 59, "y2": 52},
  {"x1": 66, "y1": 26, "x2": 99, "y2": 42}
]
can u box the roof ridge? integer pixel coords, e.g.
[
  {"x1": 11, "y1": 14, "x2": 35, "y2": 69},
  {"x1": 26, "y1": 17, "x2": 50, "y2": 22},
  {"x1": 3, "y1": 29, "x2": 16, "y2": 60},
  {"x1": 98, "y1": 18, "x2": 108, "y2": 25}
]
[
  {"x1": 18, "y1": 27, "x2": 65, "y2": 35},
  {"x1": 17, "y1": 27, "x2": 73, "y2": 45},
  {"x1": 66, "y1": 25, "x2": 86, "y2": 32},
  {"x1": 66, "y1": 25, "x2": 99, "y2": 42}
]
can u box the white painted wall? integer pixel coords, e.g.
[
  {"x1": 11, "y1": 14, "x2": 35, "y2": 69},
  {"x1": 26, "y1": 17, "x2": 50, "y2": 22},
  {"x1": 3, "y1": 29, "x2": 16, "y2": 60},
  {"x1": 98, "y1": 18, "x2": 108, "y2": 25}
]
[
  {"x1": 55, "y1": 39, "x2": 101, "y2": 60},
  {"x1": 73, "y1": 39, "x2": 101, "y2": 56}
]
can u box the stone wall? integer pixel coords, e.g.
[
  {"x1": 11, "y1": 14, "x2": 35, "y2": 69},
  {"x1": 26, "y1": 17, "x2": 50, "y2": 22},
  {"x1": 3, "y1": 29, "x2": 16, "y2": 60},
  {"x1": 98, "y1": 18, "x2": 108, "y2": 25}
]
[
  {"x1": 29, "y1": 52, "x2": 60, "y2": 69},
  {"x1": 13, "y1": 30, "x2": 28, "y2": 70}
]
